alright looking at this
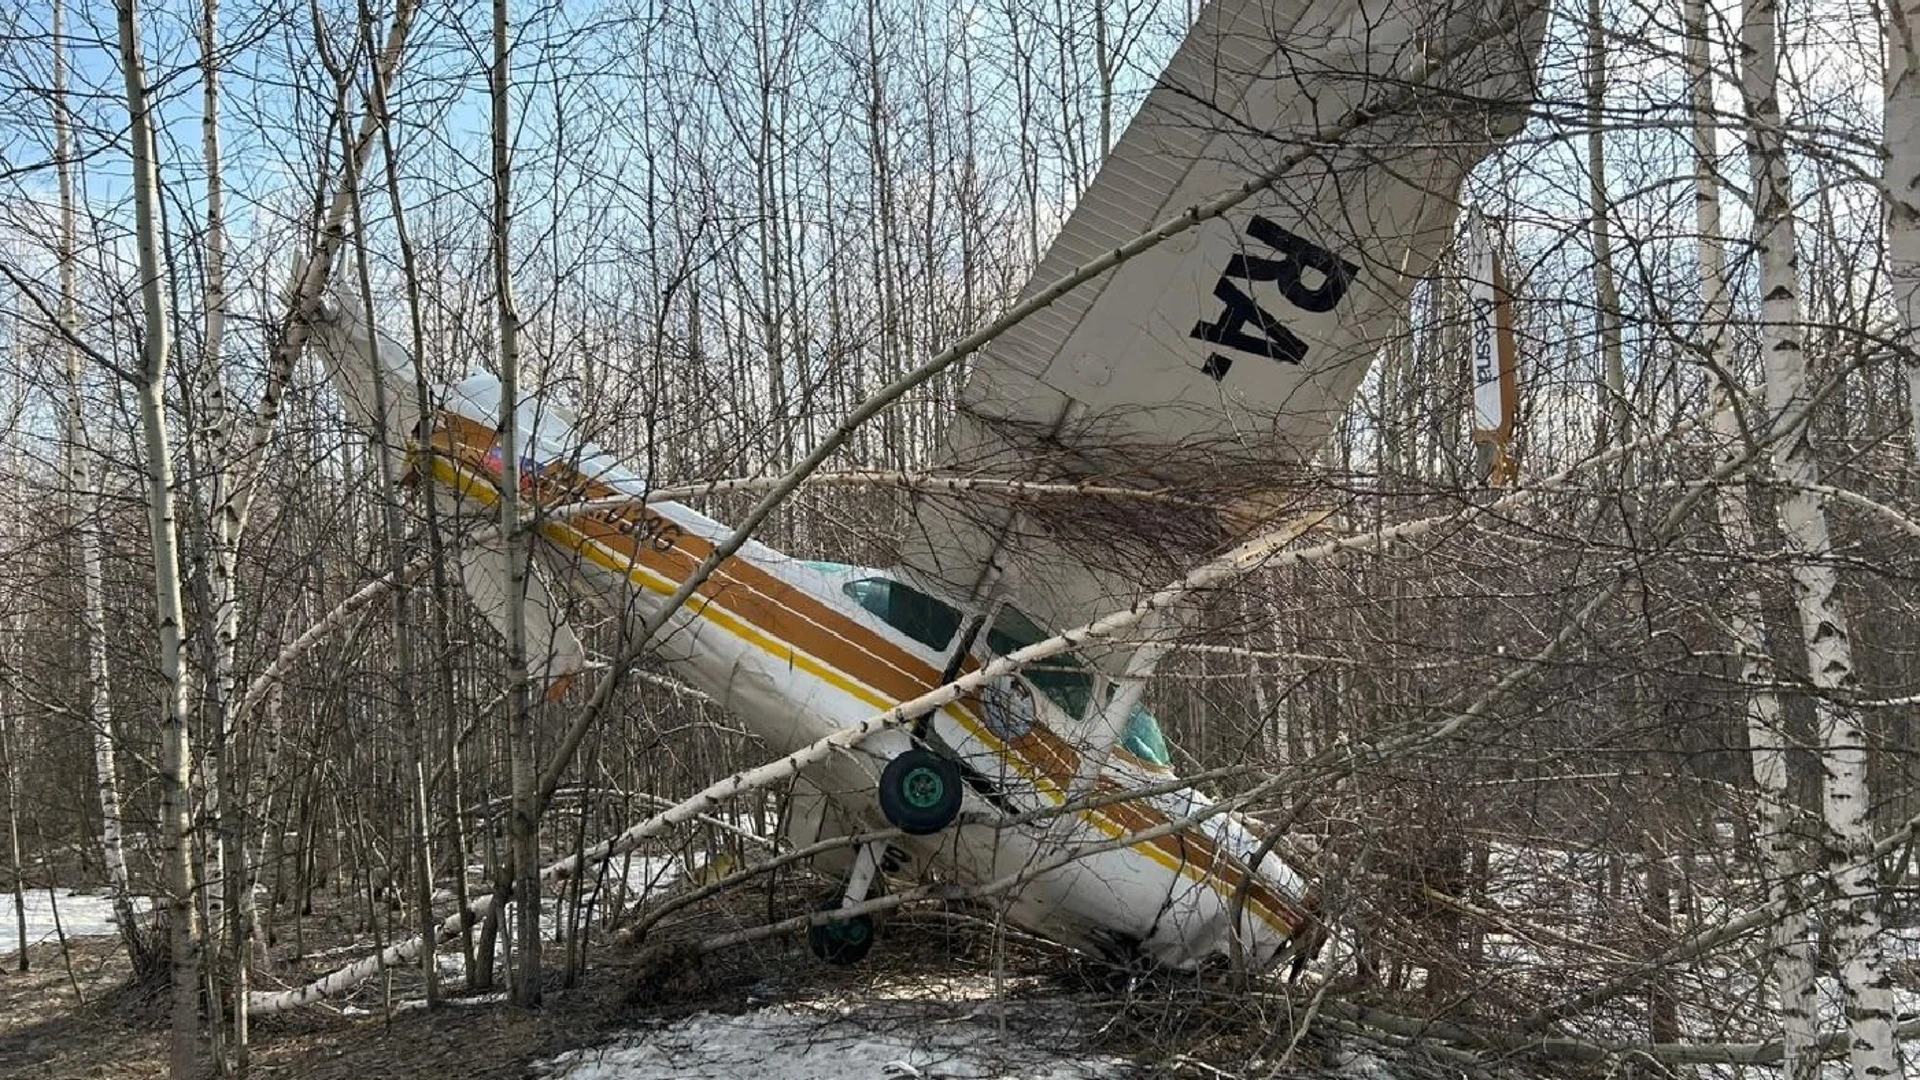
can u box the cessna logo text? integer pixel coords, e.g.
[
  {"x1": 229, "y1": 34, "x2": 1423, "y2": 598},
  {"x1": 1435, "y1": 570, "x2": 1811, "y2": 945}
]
[{"x1": 1472, "y1": 295, "x2": 1497, "y2": 388}]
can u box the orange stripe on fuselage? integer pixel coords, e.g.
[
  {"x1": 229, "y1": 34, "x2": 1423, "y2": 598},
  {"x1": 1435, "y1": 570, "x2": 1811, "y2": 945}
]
[{"x1": 431, "y1": 414, "x2": 1306, "y2": 935}]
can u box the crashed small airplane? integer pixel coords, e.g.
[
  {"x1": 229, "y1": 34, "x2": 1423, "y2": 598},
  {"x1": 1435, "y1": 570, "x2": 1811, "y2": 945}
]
[{"x1": 310, "y1": 0, "x2": 1542, "y2": 972}]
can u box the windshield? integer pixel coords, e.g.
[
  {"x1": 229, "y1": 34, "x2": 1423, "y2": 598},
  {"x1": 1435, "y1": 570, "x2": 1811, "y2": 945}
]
[
  {"x1": 983, "y1": 605, "x2": 1178, "y2": 765},
  {"x1": 1122, "y1": 704, "x2": 1173, "y2": 767}
]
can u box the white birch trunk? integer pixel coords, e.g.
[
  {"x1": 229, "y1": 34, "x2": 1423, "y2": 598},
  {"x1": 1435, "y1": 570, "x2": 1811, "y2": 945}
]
[
  {"x1": 53, "y1": 0, "x2": 146, "y2": 976},
  {"x1": 114, "y1": 1, "x2": 202, "y2": 1071},
  {"x1": 3, "y1": 686, "x2": 25, "y2": 972},
  {"x1": 192, "y1": 2, "x2": 256, "y2": 1065},
  {"x1": 1742, "y1": 3, "x2": 1901, "y2": 1076},
  {"x1": 1888, "y1": 1, "x2": 1920, "y2": 462},
  {"x1": 76, "y1": 440, "x2": 142, "y2": 964},
  {"x1": 491, "y1": 0, "x2": 540, "y2": 1006},
  {"x1": 1688, "y1": 2, "x2": 1818, "y2": 1070}
]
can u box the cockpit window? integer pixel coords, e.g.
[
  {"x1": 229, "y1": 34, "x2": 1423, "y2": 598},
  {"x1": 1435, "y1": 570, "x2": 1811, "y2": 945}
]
[
  {"x1": 985, "y1": 605, "x2": 1095, "y2": 720},
  {"x1": 843, "y1": 577, "x2": 961, "y2": 652},
  {"x1": 1122, "y1": 704, "x2": 1173, "y2": 767}
]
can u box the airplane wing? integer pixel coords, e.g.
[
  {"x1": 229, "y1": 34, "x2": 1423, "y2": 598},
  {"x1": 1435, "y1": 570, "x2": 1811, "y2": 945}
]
[
  {"x1": 307, "y1": 289, "x2": 420, "y2": 469},
  {"x1": 898, "y1": 0, "x2": 1545, "y2": 641}
]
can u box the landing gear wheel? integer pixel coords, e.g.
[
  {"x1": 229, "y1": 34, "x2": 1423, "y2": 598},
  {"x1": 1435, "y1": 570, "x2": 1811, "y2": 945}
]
[
  {"x1": 879, "y1": 749, "x2": 963, "y2": 835},
  {"x1": 808, "y1": 905, "x2": 876, "y2": 966}
]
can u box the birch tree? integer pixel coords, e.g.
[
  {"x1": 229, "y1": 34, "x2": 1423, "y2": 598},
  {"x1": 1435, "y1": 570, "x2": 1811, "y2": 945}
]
[
  {"x1": 113, "y1": 0, "x2": 203, "y2": 1071},
  {"x1": 1689, "y1": 0, "x2": 1815, "y2": 1070},
  {"x1": 1886, "y1": 0, "x2": 1920, "y2": 458},
  {"x1": 1741, "y1": 1, "x2": 1899, "y2": 1076},
  {"x1": 53, "y1": 0, "x2": 149, "y2": 982},
  {"x1": 491, "y1": 0, "x2": 542, "y2": 1007}
]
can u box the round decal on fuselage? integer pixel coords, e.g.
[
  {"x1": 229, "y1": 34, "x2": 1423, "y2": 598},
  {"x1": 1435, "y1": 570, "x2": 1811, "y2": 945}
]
[{"x1": 980, "y1": 678, "x2": 1036, "y2": 743}]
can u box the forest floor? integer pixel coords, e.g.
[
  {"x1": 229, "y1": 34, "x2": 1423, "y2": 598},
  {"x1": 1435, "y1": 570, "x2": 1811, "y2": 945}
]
[
  {"x1": 1, "y1": 930, "x2": 651, "y2": 1080},
  {"x1": 0, "y1": 886, "x2": 1400, "y2": 1080}
]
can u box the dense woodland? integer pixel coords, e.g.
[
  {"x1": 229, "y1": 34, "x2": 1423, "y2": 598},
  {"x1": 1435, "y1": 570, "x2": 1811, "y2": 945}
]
[{"x1": 1, "y1": 0, "x2": 1918, "y2": 1077}]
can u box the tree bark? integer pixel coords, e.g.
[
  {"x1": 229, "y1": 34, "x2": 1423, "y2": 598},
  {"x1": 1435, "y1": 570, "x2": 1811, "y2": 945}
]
[
  {"x1": 491, "y1": 0, "x2": 541, "y2": 1007},
  {"x1": 3, "y1": 705, "x2": 26, "y2": 973},
  {"x1": 1687, "y1": 3, "x2": 1817, "y2": 1069},
  {"x1": 1587, "y1": 0, "x2": 1626, "y2": 452},
  {"x1": 1742, "y1": 3, "x2": 1899, "y2": 1076},
  {"x1": 115, "y1": 0, "x2": 203, "y2": 1071},
  {"x1": 54, "y1": 0, "x2": 148, "y2": 981},
  {"x1": 1887, "y1": 1, "x2": 1920, "y2": 462}
]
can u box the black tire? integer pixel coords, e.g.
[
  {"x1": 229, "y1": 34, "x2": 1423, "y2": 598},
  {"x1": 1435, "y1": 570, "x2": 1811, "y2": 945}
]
[
  {"x1": 808, "y1": 907, "x2": 876, "y2": 966},
  {"x1": 878, "y1": 749, "x2": 963, "y2": 835}
]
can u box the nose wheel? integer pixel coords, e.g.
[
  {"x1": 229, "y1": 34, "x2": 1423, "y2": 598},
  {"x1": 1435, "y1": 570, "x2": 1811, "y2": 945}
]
[
  {"x1": 807, "y1": 901, "x2": 876, "y2": 966},
  {"x1": 810, "y1": 839, "x2": 887, "y2": 966},
  {"x1": 878, "y1": 749, "x2": 963, "y2": 835}
]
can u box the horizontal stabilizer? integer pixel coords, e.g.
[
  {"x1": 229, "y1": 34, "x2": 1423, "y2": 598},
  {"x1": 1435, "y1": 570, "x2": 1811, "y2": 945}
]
[{"x1": 457, "y1": 532, "x2": 587, "y2": 686}]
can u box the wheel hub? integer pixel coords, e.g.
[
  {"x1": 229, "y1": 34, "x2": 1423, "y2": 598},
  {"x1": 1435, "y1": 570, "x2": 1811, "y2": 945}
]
[{"x1": 903, "y1": 767, "x2": 944, "y2": 808}]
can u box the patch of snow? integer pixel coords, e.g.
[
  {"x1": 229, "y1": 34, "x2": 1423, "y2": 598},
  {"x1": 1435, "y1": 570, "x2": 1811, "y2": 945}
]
[
  {"x1": 535, "y1": 1000, "x2": 1130, "y2": 1080},
  {"x1": 435, "y1": 948, "x2": 498, "y2": 983},
  {"x1": 498, "y1": 852, "x2": 691, "y2": 941},
  {"x1": 378, "y1": 991, "x2": 511, "y2": 1015},
  {"x1": 1335, "y1": 1050, "x2": 1402, "y2": 1080},
  {"x1": 620, "y1": 853, "x2": 691, "y2": 895},
  {"x1": 1, "y1": 889, "x2": 120, "y2": 948}
]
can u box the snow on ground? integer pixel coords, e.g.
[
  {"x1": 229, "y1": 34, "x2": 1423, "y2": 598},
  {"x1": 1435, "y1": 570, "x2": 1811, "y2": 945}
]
[
  {"x1": 1, "y1": 890, "x2": 120, "y2": 950},
  {"x1": 434, "y1": 851, "x2": 706, "y2": 985},
  {"x1": 536, "y1": 977, "x2": 1131, "y2": 1080},
  {"x1": 1334, "y1": 1050, "x2": 1402, "y2": 1080}
]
